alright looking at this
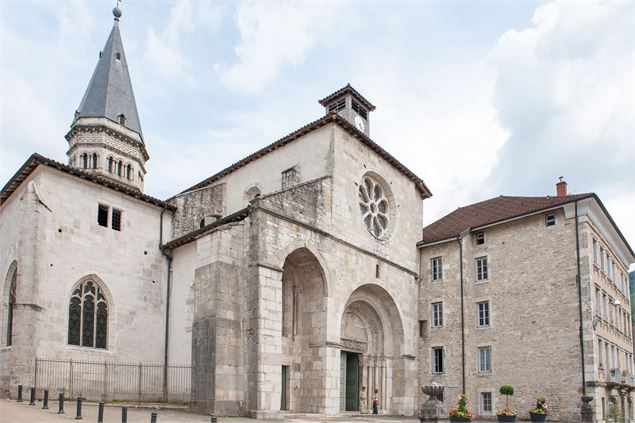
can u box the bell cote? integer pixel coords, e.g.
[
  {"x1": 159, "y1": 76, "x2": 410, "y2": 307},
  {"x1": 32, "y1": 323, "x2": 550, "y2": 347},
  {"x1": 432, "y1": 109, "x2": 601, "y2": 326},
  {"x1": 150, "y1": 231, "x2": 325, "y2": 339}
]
[{"x1": 318, "y1": 84, "x2": 376, "y2": 136}]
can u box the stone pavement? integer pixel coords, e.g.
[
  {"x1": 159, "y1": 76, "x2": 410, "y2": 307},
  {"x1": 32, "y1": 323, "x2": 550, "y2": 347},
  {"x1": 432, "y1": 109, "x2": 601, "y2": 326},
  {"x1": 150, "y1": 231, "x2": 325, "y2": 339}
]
[{"x1": 0, "y1": 399, "x2": 428, "y2": 423}]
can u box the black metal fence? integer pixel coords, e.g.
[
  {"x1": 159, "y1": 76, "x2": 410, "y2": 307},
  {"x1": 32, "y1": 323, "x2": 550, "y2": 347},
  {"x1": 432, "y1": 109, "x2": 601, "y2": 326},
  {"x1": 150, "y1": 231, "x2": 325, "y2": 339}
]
[{"x1": 34, "y1": 357, "x2": 190, "y2": 403}]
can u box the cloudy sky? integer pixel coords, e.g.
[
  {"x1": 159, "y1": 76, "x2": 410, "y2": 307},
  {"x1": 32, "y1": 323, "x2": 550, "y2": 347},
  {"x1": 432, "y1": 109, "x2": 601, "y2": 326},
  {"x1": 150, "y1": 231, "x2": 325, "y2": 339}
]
[{"x1": 1, "y1": 0, "x2": 634, "y2": 252}]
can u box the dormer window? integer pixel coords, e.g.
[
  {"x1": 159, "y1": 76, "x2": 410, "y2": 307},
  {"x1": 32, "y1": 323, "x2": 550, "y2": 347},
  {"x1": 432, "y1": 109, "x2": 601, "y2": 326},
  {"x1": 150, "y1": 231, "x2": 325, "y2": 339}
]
[{"x1": 118, "y1": 114, "x2": 126, "y2": 125}]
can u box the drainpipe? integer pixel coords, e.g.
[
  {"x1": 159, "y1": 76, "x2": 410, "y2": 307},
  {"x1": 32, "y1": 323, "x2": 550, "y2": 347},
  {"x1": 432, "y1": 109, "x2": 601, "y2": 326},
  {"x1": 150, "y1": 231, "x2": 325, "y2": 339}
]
[
  {"x1": 159, "y1": 208, "x2": 173, "y2": 403},
  {"x1": 456, "y1": 230, "x2": 469, "y2": 395},
  {"x1": 575, "y1": 201, "x2": 587, "y2": 395}
]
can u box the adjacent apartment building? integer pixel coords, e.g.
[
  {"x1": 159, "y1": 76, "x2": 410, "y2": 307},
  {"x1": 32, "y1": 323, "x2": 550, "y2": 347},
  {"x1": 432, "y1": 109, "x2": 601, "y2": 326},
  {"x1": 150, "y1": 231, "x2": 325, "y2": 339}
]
[{"x1": 418, "y1": 179, "x2": 635, "y2": 422}]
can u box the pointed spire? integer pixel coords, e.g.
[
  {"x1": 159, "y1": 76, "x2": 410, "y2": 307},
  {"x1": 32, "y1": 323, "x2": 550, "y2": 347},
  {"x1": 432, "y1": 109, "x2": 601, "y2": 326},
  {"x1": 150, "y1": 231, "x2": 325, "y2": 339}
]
[{"x1": 74, "y1": 9, "x2": 144, "y2": 142}]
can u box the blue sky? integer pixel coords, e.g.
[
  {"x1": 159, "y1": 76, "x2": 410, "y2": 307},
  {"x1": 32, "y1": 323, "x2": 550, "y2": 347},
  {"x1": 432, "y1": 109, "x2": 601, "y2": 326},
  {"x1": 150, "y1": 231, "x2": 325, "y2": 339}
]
[{"x1": 1, "y1": 0, "x2": 634, "y2": 256}]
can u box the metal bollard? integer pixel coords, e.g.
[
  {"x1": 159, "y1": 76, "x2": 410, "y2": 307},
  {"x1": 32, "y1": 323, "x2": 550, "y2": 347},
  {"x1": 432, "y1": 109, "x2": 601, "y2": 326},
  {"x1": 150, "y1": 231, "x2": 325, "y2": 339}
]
[
  {"x1": 98, "y1": 402, "x2": 104, "y2": 423},
  {"x1": 29, "y1": 387, "x2": 36, "y2": 406},
  {"x1": 58, "y1": 393, "x2": 65, "y2": 414},
  {"x1": 211, "y1": 416, "x2": 218, "y2": 423},
  {"x1": 17, "y1": 384, "x2": 23, "y2": 402},
  {"x1": 42, "y1": 390, "x2": 49, "y2": 409},
  {"x1": 75, "y1": 397, "x2": 83, "y2": 420},
  {"x1": 121, "y1": 407, "x2": 128, "y2": 423},
  {"x1": 150, "y1": 412, "x2": 158, "y2": 423}
]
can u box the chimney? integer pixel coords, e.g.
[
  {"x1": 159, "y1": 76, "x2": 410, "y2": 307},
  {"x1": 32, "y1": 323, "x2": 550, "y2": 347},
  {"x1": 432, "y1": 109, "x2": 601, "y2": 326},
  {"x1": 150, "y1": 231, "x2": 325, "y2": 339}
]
[{"x1": 556, "y1": 176, "x2": 567, "y2": 197}]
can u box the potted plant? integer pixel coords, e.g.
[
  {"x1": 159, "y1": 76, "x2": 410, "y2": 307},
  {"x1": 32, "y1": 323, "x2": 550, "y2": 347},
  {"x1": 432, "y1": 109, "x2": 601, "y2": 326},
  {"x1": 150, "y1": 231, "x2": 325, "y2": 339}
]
[
  {"x1": 496, "y1": 385, "x2": 517, "y2": 422},
  {"x1": 529, "y1": 397, "x2": 548, "y2": 422},
  {"x1": 449, "y1": 394, "x2": 474, "y2": 422}
]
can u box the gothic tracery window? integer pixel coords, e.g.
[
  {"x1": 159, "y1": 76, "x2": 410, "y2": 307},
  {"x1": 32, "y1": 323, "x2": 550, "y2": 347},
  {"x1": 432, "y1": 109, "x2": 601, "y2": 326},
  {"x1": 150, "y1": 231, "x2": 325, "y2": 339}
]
[
  {"x1": 68, "y1": 281, "x2": 108, "y2": 349},
  {"x1": 358, "y1": 174, "x2": 392, "y2": 240}
]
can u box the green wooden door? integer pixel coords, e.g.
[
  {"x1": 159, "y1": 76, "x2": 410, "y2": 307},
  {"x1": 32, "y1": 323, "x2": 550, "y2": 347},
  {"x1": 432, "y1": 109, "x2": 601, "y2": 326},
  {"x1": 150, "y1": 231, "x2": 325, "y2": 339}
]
[
  {"x1": 340, "y1": 353, "x2": 346, "y2": 411},
  {"x1": 345, "y1": 353, "x2": 359, "y2": 411}
]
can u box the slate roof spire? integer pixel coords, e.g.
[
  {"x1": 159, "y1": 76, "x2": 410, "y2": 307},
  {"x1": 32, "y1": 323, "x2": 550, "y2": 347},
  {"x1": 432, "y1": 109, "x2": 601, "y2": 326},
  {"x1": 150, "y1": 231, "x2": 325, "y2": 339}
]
[{"x1": 73, "y1": 6, "x2": 143, "y2": 141}]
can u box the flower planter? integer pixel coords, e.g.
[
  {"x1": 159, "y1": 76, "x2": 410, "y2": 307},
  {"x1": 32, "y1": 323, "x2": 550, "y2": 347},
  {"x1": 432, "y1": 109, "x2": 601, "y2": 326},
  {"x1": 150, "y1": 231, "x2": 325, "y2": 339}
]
[
  {"x1": 530, "y1": 412, "x2": 547, "y2": 423},
  {"x1": 497, "y1": 415, "x2": 517, "y2": 423},
  {"x1": 449, "y1": 417, "x2": 471, "y2": 423}
]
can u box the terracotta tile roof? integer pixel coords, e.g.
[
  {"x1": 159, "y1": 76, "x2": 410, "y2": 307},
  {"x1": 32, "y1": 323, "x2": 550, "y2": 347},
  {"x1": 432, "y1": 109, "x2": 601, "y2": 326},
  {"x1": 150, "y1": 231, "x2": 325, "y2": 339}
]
[
  {"x1": 318, "y1": 84, "x2": 376, "y2": 111},
  {"x1": 420, "y1": 194, "x2": 594, "y2": 245},
  {"x1": 0, "y1": 153, "x2": 175, "y2": 210},
  {"x1": 178, "y1": 113, "x2": 431, "y2": 198}
]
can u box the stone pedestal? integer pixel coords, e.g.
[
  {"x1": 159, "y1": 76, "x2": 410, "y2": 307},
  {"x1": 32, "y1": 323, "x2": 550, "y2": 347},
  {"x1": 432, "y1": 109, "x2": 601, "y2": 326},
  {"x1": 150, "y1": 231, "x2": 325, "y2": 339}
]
[
  {"x1": 419, "y1": 384, "x2": 446, "y2": 423},
  {"x1": 581, "y1": 395, "x2": 596, "y2": 423}
]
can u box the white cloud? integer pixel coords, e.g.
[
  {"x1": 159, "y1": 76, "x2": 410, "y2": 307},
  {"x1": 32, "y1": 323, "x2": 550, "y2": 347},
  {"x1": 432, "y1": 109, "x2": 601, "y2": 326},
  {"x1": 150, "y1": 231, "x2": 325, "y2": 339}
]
[
  {"x1": 485, "y1": 0, "x2": 634, "y2": 244},
  {"x1": 218, "y1": 2, "x2": 343, "y2": 93}
]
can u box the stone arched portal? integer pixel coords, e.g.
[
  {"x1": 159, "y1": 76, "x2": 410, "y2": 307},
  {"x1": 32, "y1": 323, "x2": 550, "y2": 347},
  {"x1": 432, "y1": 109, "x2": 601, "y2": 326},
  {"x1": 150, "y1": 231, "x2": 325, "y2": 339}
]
[
  {"x1": 280, "y1": 248, "x2": 327, "y2": 413},
  {"x1": 339, "y1": 284, "x2": 405, "y2": 414}
]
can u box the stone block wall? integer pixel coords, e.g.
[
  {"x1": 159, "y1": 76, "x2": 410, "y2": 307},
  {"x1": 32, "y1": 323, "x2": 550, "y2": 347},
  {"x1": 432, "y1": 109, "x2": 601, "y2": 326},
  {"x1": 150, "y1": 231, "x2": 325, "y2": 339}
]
[{"x1": 170, "y1": 183, "x2": 226, "y2": 238}]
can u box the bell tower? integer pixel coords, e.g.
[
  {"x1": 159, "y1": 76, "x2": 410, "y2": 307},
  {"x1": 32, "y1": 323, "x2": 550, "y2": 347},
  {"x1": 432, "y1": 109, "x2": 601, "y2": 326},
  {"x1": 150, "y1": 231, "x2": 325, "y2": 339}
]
[
  {"x1": 65, "y1": 5, "x2": 148, "y2": 192},
  {"x1": 318, "y1": 84, "x2": 376, "y2": 136}
]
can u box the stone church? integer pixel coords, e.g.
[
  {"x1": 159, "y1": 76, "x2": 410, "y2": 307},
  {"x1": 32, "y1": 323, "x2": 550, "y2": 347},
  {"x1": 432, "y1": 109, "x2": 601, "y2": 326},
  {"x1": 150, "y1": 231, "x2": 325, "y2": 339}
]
[
  {"x1": 2, "y1": 8, "x2": 634, "y2": 422},
  {"x1": 0, "y1": 9, "x2": 428, "y2": 418}
]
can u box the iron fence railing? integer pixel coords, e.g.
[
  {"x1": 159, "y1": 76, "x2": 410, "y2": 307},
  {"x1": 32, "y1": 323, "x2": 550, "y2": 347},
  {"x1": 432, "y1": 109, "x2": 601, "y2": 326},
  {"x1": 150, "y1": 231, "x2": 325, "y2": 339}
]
[{"x1": 34, "y1": 357, "x2": 190, "y2": 403}]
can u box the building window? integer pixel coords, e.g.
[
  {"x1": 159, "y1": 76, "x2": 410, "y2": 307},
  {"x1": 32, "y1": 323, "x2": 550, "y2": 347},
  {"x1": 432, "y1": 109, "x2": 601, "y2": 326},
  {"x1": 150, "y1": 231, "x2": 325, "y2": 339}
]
[
  {"x1": 602, "y1": 292, "x2": 608, "y2": 320},
  {"x1": 431, "y1": 257, "x2": 443, "y2": 281},
  {"x1": 68, "y1": 280, "x2": 108, "y2": 349},
  {"x1": 351, "y1": 100, "x2": 368, "y2": 120},
  {"x1": 107, "y1": 157, "x2": 114, "y2": 173},
  {"x1": 477, "y1": 301, "x2": 490, "y2": 327},
  {"x1": 431, "y1": 302, "x2": 443, "y2": 328},
  {"x1": 593, "y1": 239, "x2": 598, "y2": 266},
  {"x1": 328, "y1": 99, "x2": 345, "y2": 113},
  {"x1": 432, "y1": 347, "x2": 444, "y2": 373},
  {"x1": 111, "y1": 209, "x2": 122, "y2": 231},
  {"x1": 600, "y1": 247, "x2": 605, "y2": 273},
  {"x1": 81, "y1": 153, "x2": 88, "y2": 169},
  {"x1": 545, "y1": 214, "x2": 556, "y2": 227},
  {"x1": 478, "y1": 346, "x2": 492, "y2": 373},
  {"x1": 598, "y1": 338, "x2": 604, "y2": 368},
  {"x1": 476, "y1": 232, "x2": 485, "y2": 245},
  {"x1": 419, "y1": 320, "x2": 427, "y2": 338},
  {"x1": 97, "y1": 204, "x2": 109, "y2": 227},
  {"x1": 595, "y1": 286, "x2": 601, "y2": 316},
  {"x1": 480, "y1": 392, "x2": 492, "y2": 413},
  {"x1": 118, "y1": 113, "x2": 126, "y2": 124},
  {"x1": 281, "y1": 167, "x2": 299, "y2": 189},
  {"x1": 476, "y1": 257, "x2": 488, "y2": 281},
  {"x1": 5, "y1": 268, "x2": 17, "y2": 346},
  {"x1": 125, "y1": 164, "x2": 132, "y2": 180},
  {"x1": 92, "y1": 153, "x2": 98, "y2": 169},
  {"x1": 117, "y1": 160, "x2": 123, "y2": 177}
]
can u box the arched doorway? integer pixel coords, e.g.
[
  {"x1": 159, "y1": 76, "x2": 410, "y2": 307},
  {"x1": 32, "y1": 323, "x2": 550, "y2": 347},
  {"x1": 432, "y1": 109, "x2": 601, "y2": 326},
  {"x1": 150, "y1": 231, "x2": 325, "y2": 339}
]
[
  {"x1": 280, "y1": 248, "x2": 327, "y2": 413},
  {"x1": 339, "y1": 284, "x2": 404, "y2": 414}
]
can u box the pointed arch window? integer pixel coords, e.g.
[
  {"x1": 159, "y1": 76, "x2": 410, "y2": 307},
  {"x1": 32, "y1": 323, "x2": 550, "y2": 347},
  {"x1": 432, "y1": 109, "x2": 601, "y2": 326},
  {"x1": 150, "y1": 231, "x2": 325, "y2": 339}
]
[
  {"x1": 5, "y1": 270, "x2": 16, "y2": 347},
  {"x1": 68, "y1": 280, "x2": 108, "y2": 349}
]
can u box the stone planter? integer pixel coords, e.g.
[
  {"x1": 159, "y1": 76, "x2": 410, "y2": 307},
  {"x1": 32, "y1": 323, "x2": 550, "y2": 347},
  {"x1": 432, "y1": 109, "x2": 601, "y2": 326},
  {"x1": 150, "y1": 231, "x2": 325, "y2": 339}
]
[
  {"x1": 497, "y1": 415, "x2": 517, "y2": 423},
  {"x1": 449, "y1": 417, "x2": 471, "y2": 423},
  {"x1": 529, "y1": 412, "x2": 547, "y2": 422}
]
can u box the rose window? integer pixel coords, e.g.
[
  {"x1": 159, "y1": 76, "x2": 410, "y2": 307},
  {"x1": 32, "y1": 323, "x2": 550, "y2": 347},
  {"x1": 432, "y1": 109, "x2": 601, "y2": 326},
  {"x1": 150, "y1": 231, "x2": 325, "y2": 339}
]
[{"x1": 358, "y1": 176, "x2": 391, "y2": 239}]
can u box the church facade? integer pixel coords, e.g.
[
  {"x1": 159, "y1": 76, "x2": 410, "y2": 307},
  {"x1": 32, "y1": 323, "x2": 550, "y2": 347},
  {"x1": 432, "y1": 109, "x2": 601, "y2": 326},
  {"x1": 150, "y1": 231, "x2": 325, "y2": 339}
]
[{"x1": 1, "y1": 9, "x2": 634, "y2": 422}]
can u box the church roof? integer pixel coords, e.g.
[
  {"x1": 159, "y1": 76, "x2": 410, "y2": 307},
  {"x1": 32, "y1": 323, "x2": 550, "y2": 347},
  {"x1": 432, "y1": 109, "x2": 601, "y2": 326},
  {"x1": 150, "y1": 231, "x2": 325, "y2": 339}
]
[
  {"x1": 0, "y1": 154, "x2": 174, "y2": 210},
  {"x1": 178, "y1": 113, "x2": 432, "y2": 198},
  {"x1": 419, "y1": 194, "x2": 595, "y2": 245},
  {"x1": 73, "y1": 19, "x2": 143, "y2": 140},
  {"x1": 318, "y1": 84, "x2": 376, "y2": 111}
]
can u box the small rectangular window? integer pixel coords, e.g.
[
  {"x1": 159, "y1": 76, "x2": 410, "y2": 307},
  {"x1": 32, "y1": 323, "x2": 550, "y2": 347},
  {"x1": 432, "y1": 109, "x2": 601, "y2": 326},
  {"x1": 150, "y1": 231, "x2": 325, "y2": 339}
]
[
  {"x1": 432, "y1": 347, "x2": 444, "y2": 373},
  {"x1": 545, "y1": 214, "x2": 556, "y2": 227},
  {"x1": 111, "y1": 209, "x2": 122, "y2": 231},
  {"x1": 432, "y1": 302, "x2": 443, "y2": 328},
  {"x1": 476, "y1": 257, "x2": 488, "y2": 281},
  {"x1": 476, "y1": 232, "x2": 485, "y2": 245},
  {"x1": 478, "y1": 346, "x2": 491, "y2": 373},
  {"x1": 98, "y1": 204, "x2": 109, "y2": 227},
  {"x1": 431, "y1": 257, "x2": 443, "y2": 281},
  {"x1": 480, "y1": 392, "x2": 492, "y2": 413},
  {"x1": 477, "y1": 301, "x2": 490, "y2": 327}
]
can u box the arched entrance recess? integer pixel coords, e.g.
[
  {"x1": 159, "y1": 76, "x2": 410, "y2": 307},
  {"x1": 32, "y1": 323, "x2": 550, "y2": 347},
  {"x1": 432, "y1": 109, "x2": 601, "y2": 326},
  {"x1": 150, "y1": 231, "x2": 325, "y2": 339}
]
[
  {"x1": 339, "y1": 284, "x2": 404, "y2": 413},
  {"x1": 280, "y1": 248, "x2": 327, "y2": 413}
]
